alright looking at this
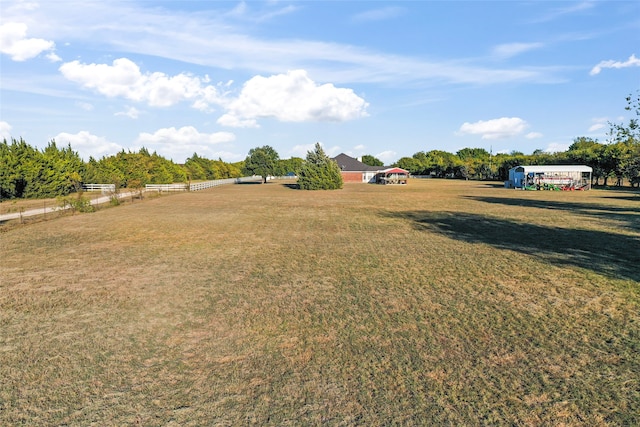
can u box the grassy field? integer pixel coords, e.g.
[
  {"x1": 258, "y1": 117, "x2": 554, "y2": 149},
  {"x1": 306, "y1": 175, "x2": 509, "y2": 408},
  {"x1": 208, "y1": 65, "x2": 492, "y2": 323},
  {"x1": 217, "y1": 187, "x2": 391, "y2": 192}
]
[{"x1": 1, "y1": 179, "x2": 638, "y2": 426}]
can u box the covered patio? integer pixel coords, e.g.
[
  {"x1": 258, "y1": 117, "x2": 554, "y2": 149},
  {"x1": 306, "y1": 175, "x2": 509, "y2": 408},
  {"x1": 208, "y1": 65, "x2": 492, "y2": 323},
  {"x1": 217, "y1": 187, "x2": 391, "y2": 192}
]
[{"x1": 377, "y1": 168, "x2": 409, "y2": 185}]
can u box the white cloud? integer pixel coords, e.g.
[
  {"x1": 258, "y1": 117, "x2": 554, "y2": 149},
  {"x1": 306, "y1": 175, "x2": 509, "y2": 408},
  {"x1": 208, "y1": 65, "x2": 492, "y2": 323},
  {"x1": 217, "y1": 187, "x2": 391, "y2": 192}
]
[
  {"x1": 216, "y1": 115, "x2": 259, "y2": 129},
  {"x1": 254, "y1": 4, "x2": 299, "y2": 22},
  {"x1": 525, "y1": 132, "x2": 543, "y2": 139},
  {"x1": 115, "y1": 106, "x2": 141, "y2": 119},
  {"x1": 492, "y1": 42, "x2": 544, "y2": 59},
  {"x1": 458, "y1": 117, "x2": 529, "y2": 140},
  {"x1": 352, "y1": 7, "x2": 405, "y2": 23},
  {"x1": 205, "y1": 150, "x2": 245, "y2": 163},
  {"x1": 1, "y1": 121, "x2": 13, "y2": 140},
  {"x1": 217, "y1": 70, "x2": 369, "y2": 128},
  {"x1": 532, "y1": 1, "x2": 596, "y2": 23},
  {"x1": 225, "y1": 1, "x2": 297, "y2": 22},
  {"x1": 544, "y1": 142, "x2": 570, "y2": 153},
  {"x1": 288, "y1": 141, "x2": 342, "y2": 158},
  {"x1": 48, "y1": 127, "x2": 241, "y2": 163},
  {"x1": 76, "y1": 101, "x2": 94, "y2": 111},
  {"x1": 1, "y1": 1, "x2": 557, "y2": 87},
  {"x1": 0, "y1": 22, "x2": 56, "y2": 61},
  {"x1": 59, "y1": 58, "x2": 224, "y2": 108},
  {"x1": 323, "y1": 145, "x2": 342, "y2": 157},
  {"x1": 290, "y1": 142, "x2": 321, "y2": 158},
  {"x1": 58, "y1": 59, "x2": 369, "y2": 129},
  {"x1": 590, "y1": 54, "x2": 640, "y2": 75},
  {"x1": 587, "y1": 117, "x2": 610, "y2": 133},
  {"x1": 6, "y1": 1, "x2": 39, "y2": 12},
  {"x1": 375, "y1": 150, "x2": 397, "y2": 164},
  {"x1": 137, "y1": 126, "x2": 235, "y2": 146},
  {"x1": 135, "y1": 126, "x2": 236, "y2": 161},
  {"x1": 46, "y1": 52, "x2": 62, "y2": 62},
  {"x1": 53, "y1": 131, "x2": 124, "y2": 160},
  {"x1": 136, "y1": 126, "x2": 237, "y2": 162}
]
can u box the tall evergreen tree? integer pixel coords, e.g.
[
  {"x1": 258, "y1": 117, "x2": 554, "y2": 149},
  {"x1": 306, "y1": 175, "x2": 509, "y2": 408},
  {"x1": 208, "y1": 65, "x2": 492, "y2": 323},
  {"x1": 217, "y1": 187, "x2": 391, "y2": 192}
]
[{"x1": 297, "y1": 143, "x2": 343, "y2": 190}]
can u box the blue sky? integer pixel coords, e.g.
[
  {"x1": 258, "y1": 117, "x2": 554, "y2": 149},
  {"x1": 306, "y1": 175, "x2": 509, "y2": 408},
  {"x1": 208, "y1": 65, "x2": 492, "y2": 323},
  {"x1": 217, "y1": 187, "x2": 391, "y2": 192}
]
[{"x1": 1, "y1": 1, "x2": 639, "y2": 164}]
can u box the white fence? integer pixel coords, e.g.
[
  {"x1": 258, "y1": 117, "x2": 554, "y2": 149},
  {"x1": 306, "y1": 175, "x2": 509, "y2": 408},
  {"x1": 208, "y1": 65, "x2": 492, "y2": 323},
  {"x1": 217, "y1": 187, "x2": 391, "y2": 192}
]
[
  {"x1": 145, "y1": 183, "x2": 189, "y2": 192},
  {"x1": 145, "y1": 176, "x2": 264, "y2": 192},
  {"x1": 85, "y1": 177, "x2": 266, "y2": 195},
  {"x1": 82, "y1": 183, "x2": 116, "y2": 192},
  {"x1": 189, "y1": 178, "x2": 238, "y2": 191}
]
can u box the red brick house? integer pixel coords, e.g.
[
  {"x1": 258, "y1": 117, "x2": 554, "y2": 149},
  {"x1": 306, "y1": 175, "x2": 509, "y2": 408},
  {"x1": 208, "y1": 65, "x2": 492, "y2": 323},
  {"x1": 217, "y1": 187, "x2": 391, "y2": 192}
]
[{"x1": 332, "y1": 153, "x2": 409, "y2": 184}]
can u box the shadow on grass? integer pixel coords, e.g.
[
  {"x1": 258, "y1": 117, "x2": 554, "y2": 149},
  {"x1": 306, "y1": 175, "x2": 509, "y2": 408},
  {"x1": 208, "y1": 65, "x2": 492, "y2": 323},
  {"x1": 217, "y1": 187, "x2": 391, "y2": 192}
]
[
  {"x1": 601, "y1": 194, "x2": 640, "y2": 202},
  {"x1": 463, "y1": 196, "x2": 640, "y2": 233},
  {"x1": 281, "y1": 183, "x2": 300, "y2": 190},
  {"x1": 390, "y1": 210, "x2": 640, "y2": 282},
  {"x1": 477, "y1": 182, "x2": 505, "y2": 188}
]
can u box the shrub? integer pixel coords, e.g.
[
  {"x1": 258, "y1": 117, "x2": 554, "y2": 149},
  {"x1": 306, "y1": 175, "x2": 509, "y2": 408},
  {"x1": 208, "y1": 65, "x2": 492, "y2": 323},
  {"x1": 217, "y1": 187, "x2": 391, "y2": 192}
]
[{"x1": 57, "y1": 192, "x2": 94, "y2": 214}]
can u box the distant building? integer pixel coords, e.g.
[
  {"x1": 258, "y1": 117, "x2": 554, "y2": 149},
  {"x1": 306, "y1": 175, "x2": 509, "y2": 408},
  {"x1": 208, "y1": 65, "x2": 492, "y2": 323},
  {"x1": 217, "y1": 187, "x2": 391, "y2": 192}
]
[
  {"x1": 507, "y1": 165, "x2": 592, "y2": 190},
  {"x1": 332, "y1": 153, "x2": 409, "y2": 184}
]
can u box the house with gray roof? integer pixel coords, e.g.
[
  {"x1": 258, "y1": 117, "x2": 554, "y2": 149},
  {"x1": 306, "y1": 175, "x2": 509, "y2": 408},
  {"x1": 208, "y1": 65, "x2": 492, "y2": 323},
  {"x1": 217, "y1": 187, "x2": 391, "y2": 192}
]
[{"x1": 332, "y1": 153, "x2": 409, "y2": 184}]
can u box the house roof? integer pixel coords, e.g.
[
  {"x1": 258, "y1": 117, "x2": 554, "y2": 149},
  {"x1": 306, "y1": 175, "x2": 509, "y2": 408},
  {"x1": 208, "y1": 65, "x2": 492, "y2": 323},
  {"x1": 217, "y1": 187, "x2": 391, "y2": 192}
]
[
  {"x1": 332, "y1": 153, "x2": 386, "y2": 172},
  {"x1": 381, "y1": 167, "x2": 409, "y2": 174}
]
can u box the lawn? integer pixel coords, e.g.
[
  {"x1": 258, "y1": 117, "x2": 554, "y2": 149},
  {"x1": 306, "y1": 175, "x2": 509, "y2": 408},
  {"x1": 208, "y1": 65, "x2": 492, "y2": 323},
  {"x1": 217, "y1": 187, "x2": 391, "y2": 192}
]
[
  {"x1": 1, "y1": 179, "x2": 638, "y2": 426},
  {"x1": 0, "y1": 192, "x2": 108, "y2": 216}
]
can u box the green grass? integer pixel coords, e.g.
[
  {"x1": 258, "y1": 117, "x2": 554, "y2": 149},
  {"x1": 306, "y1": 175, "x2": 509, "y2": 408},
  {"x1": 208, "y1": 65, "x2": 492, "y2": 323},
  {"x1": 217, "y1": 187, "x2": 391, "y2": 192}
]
[{"x1": 1, "y1": 179, "x2": 639, "y2": 425}]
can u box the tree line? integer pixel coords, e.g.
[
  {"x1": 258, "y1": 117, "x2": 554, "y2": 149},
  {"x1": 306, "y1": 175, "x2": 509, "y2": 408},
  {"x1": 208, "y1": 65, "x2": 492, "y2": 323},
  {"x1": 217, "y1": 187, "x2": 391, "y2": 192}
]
[
  {"x1": 392, "y1": 92, "x2": 639, "y2": 187},
  {"x1": 2, "y1": 92, "x2": 637, "y2": 199},
  {"x1": 1, "y1": 134, "x2": 636, "y2": 200},
  {"x1": 0, "y1": 140, "x2": 246, "y2": 200},
  {"x1": 0, "y1": 137, "x2": 318, "y2": 199},
  {"x1": 391, "y1": 139, "x2": 639, "y2": 187},
  {"x1": 1, "y1": 139, "x2": 85, "y2": 200}
]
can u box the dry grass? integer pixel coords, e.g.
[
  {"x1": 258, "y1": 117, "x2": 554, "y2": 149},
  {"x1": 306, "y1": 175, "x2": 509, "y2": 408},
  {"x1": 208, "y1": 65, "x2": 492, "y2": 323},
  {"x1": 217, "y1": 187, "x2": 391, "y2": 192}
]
[
  {"x1": 0, "y1": 192, "x2": 107, "y2": 215},
  {"x1": 1, "y1": 179, "x2": 639, "y2": 426}
]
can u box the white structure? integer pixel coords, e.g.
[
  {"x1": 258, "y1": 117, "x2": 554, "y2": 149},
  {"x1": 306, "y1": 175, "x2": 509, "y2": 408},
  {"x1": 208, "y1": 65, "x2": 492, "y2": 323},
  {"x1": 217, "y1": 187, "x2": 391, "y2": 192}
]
[{"x1": 507, "y1": 165, "x2": 592, "y2": 190}]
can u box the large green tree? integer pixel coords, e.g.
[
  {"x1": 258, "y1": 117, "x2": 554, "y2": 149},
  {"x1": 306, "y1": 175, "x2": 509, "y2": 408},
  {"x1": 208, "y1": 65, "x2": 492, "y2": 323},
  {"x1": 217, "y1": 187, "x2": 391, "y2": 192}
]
[
  {"x1": 361, "y1": 154, "x2": 384, "y2": 167},
  {"x1": 395, "y1": 157, "x2": 424, "y2": 175},
  {"x1": 0, "y1": 138, "x2": 22, "y2": 199},
  {"x1": 0, "y1": 138, "x2": 243, "y2": 200},
  {"x1": 610, "y1": 90, "x2": 639, "y2": 145},
  {"x1": 278, "y1": 157, "x2": 304, "y2": 176},
  {"x1": 184, "y1": 154, "x2": 242, "y2": 181},
  {"x1": 456, "y1": 148, "x2": 490, "y2": 180},
  {"x1": 609, "y1": 90, "x2": 639, "y2": 186},
  {"x1": 82, "y1": 148, "x2": 187, "y2": 188},
  {"x1": 0, "y1": 138, "x2": 85, "y2": 199},
  {"x1": 424, "y1": 150, "x2": 459, "y2": 178},
  {"x1": 564, "y1": 137, "x2": 605, "y2": 185},
  {"x1": 243, "y1": 145, "x2": 280, "y2": 183},
  {"x1": 297, "y1": 143, "x2": 343, "y2": 190},
  {"x1": 624, "y1": 144, "x2": 640, "y2": 187}
]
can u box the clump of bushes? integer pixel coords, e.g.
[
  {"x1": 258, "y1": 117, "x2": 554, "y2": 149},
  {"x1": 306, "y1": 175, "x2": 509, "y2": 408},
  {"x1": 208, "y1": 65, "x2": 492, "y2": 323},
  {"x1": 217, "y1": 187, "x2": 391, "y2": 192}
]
[{"x1": 57, "y1": 193, "x2": 94, "y2": 214}]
